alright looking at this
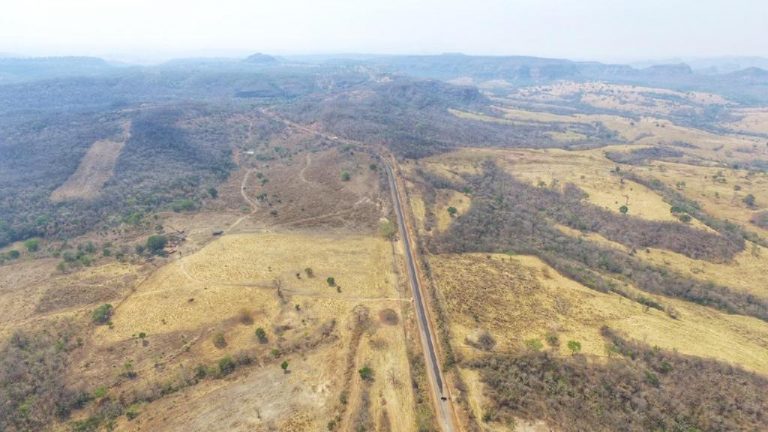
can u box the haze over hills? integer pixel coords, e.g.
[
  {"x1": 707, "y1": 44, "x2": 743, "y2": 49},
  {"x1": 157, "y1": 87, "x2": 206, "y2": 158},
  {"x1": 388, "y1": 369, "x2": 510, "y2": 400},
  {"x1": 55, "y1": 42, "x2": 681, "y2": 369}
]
[{"x1": 4, "y1": 53, "x2": 768, "y2": 103}]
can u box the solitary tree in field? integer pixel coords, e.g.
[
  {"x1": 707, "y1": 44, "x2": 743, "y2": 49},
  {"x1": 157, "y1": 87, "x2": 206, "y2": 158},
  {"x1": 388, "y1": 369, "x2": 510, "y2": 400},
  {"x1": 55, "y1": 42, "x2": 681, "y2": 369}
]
[
  {"x1": 743, "y1": 194, "x2": 756, "y2": 208},
  {"x1": 91, "y1": 304, "x2": 113, "y2": 325},
  {"x1": 447, "y1": 207, "x2": 458, "y2": 217},
  {"x1": 281, "y1": 360, "x2": 289, "y2": 374},
  {"x1": 567, "y1": 340, "x2": 582, "y2": 355},
  {"x1": 255, "y1": 327, "x2": 268, "y2": 344},
  {"x1": 619, "y1": 205, "x2": 629, "y2": 214},
  {"x1": 326, "y1": 277, "x2": 336, "y2": 287},
  {"x1": 358, "y1": 366, "x2": 374, "y2": 381}
]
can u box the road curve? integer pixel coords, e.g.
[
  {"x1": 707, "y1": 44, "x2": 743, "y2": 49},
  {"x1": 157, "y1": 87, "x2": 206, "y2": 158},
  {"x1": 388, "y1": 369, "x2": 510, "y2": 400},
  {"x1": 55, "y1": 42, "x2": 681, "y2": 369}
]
[{"x1": 385, "y1": 162, "x2": 457, "y2": 432}]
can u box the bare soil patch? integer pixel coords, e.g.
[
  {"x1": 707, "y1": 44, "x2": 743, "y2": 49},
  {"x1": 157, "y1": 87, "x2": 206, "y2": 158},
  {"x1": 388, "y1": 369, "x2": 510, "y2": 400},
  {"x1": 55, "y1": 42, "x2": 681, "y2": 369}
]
[{"x1": 51, "y1": 122, "x2": 131, "y2": 201}]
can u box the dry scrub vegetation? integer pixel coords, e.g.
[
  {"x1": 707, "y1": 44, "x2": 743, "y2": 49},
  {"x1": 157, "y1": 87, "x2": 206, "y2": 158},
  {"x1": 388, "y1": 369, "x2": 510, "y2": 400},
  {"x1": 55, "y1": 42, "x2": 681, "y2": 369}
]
[{"x1": 404, "y1": 113, "x2": 768, "y2": 430}]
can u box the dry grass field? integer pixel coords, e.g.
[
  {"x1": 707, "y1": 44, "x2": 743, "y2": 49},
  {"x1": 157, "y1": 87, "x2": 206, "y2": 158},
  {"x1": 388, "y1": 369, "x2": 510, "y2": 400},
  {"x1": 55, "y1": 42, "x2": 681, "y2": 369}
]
[
  {"x1": 723, "y1": 107, "x2": 768, "y2": 135},
  {"x1": 58, "y1": 231, "x2": 420, "y2": 432}
]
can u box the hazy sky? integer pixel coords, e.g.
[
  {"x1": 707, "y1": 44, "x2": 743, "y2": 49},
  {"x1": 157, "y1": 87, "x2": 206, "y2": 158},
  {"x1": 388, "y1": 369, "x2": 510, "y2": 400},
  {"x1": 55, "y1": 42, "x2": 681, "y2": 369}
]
[{"x1": 1, "y1": 0, "x2": 766, "y2": 62}]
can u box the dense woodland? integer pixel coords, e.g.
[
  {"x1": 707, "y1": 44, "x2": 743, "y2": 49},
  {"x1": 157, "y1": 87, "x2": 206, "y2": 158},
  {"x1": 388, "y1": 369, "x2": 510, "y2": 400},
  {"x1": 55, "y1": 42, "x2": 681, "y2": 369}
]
[{"x1": 473, "y1": 327, "x2": 768, "y2": 431}]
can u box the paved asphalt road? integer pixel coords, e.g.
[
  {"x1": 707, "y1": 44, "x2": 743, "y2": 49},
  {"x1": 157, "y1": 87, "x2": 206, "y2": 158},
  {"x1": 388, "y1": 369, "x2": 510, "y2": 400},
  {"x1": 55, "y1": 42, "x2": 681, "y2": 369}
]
[
  {"x1": 385, "y1": 163, "x2": 457, "y2": 432},
  {"x1": 262, "y1": 109, "x2": 458, "y2": 430}
]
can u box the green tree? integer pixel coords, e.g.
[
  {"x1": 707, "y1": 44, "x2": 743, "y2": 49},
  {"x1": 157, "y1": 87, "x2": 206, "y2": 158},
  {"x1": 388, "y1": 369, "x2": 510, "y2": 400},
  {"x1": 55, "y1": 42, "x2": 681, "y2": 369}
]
[
  {"x1": 281, "y1": 360, "x2": 289, "y2": 373},
  {"x1": 358, "y1": 366, "x2": 374, "y2": 381},
  {"x1": 7, "y1": 250, "x2": 20, "y2": 259},
  {"x1": 146, "y1": 235, "x2": 167, "y2": 255},
  {"x1": 340, "y1": 171, "x2": 351, "y2": 181},
  {"x1": 255, "y1": 327, "x2": 268, "y2": 344},
  {"x1": 171, "y1": 198, "x2": 197, "y2": 212},
  {"x1": 207, "y1": 187, "x2": 218, "y2": 198},
  {"x1": 91, "y1": 304, "x2": 113, "y2": 325},
  {"x1": 743, "y1": 194, "x2": 756, "y2": 208},
  {"x1": 218, "y1": 356, "x2": 236, "y2": 376},
  {"x1": 326, "y1": 277, "x2": 336, "y2": 287},
  {"x1": 23, "y1": 238, "x2": 39, "y2": 252},
  {"x1": 212, "y1": 332, "x2": 227, "y2": 349},
  {"x1": 619, "y1": 205, "x2": 629, "y2": 214},
  {"x1": 567, "y1": 340, "x2": 582, "y2": 355},
  {"x1": 447, "y1": 207, "x2": 458, "y2": 217}
]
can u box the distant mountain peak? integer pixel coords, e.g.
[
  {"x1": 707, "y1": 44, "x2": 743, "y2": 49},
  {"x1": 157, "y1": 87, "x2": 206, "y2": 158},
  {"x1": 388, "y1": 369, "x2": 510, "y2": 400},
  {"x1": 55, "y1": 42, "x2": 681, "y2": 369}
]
[
  {"x1": 641, "y1": 63, "x2": 693, "y2": 75},
  {"x1": 243, "y1": 53, "x2": 279, "y2": 64}
]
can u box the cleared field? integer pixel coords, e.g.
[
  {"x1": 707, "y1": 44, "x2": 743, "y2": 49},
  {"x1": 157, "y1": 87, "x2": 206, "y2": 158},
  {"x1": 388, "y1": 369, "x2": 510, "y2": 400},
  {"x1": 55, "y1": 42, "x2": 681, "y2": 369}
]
[{"x1": 51, "y1": 122, "x2": 131, "y2": 202}]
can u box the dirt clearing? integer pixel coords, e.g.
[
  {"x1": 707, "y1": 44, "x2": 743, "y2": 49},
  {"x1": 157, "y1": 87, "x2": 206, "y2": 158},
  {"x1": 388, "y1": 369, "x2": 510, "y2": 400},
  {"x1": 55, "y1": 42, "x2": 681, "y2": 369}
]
[{"x1": 51, "y1": 121, "x2": 131, "y2": 201}]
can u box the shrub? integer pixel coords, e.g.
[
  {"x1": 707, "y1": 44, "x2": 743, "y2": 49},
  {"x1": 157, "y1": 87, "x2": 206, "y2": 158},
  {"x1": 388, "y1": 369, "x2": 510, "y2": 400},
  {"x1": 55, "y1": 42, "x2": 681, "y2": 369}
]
[
  {"x1": 751, "y1": 211, "x2": 768, "y2": 229},
  {"x1": 304, "y1": 267, "x2": 314, "y2": 277},
  {"x1": 91, "y1": 304, "x2": 113, "y2": 325},
  {"x1": 238, "y1": 309, "x2": 253, "y2": 325},
  {"x1": 255, "y1": 327, "x2": 268, "y2": 344},
  {"x1": 447, "y1": 206, "x2": 458, "y2": 217},
  {"x1": 525, "y1": 338, "x2": 544, "y2": 352},
  {"x1": 281, "y1": 360, "x2": 289, "y2": 373},
  {"x1": 619, "y1": 205, "x2": 629, "y2": 214},
  {"x1": 212, "y1": 332, "x2": 227, "y2": 349},
  {"x1": 125, "y1": 405, "x2": 140, "y2": 420},
  {"x1": 207, "y1": 187, "x2": 218, "y2": 198},
  {"x1": 341, "y1": 171, "x2": 351, "y2": 181},
  {"x1": 358, "y1": 366, "x2": 374, "y2": 381},
  {"x1": 326, "y1": 277, "x2": 336, "y2": 287},
  {"x1": 23, "y1": 238, "x2": 39, "y2": 252},
  {"x1": 379, "y1": 220, "x2": 396, "y2": 239},
  {"x1": 477, "y1": 331, "x2": 497, "y2": 351},
  {"x1": 546, "y1": 332, "x2": 560, "y2": 347},
  {"x1": 171, "y1": 198, "x2": 197, "y2": 212},
  {"x1": 567, "y1": 340, "x2": 582, "y2": 355},
  {"x1": 194, "y1": 364, "x2": 208, "y2": 379},
  {"x1": 7, "y1": 250, "x2": 20, "y2": 259},
  {"x1": 146, "y1": 235, "x2": 167, "y2": 255},
  {"x1": 92, "y1": 386, "x2": 107, "y2": 399},
  {"x1": 743, "y1": 194, "x2": 756, "y2": 208},
  {"x1": 218, "y1": 356, "x2": 236, "y2": 376}
]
